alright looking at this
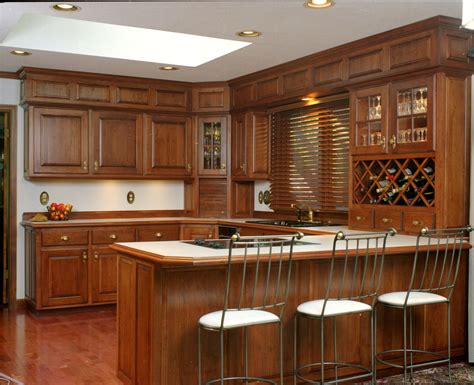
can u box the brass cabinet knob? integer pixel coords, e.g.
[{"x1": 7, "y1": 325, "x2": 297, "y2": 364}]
[
  {"x1": 93, "y1": 252, "x2": 99, "y2": 261},
  {"x1": 412, "y1": 220, "x2": 424, "y2": 226},
  {"x1": 382, "y1": 217, "x2": 392, "y2": 224},
  {"x1": 82, "y1": 252, "x2": 88, "y2": 262},
  {"x1": 94, "y1": 161, "x2": 99, "y2": 171},
  {"x1": 60, "y1": 235, "x2": 69, "y2": 241},
  {"x1": 155, "y1": 232, "x2": 163, "y2": 238},
  {"x1": 110, "y1": 234, "x2": 118, "y2": 240},
  {"x1": 186, "y1": 163, "x2": 192, "y2": 172},
  {"x1": 82, "y1": 160, "x2": 88, "y2": 170},
  {"x1": 208, "y1": 233, "x2": 213, "y2": 239},
  {"x1": 389, "y1": 135, "x2": 397, "y2": 149},
  {"x1": 356, "y1": 216, "x2": 365, "y2": 221}
]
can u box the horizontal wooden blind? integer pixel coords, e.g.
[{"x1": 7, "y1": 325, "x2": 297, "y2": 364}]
[{"x1": 270, "y1": 99, "x2": 350, "y2": 212}]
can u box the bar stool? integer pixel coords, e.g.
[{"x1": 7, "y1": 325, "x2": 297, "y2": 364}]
[
  {"x1": 294, "y1": 229, "x2": 396, "y2": 385},
  {"x1": 198, "y1": 232, "x2": 303, "y2": 385},
  {"x1": 375, "y1": 226, "x2": 472, "y2": 382}
]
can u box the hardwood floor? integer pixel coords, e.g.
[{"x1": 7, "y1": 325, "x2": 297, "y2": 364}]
[{"x1": 0, "y1": 307, "x2": 120, "y2": 385}]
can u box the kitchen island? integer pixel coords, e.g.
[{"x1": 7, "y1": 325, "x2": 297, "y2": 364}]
[{"x1": 111, "y1": 230, "x2": 469, "y2": 385}]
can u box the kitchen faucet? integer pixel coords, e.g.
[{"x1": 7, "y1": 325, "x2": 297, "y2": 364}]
[{"x1": 291, "y1": 204, "x2": 315, "y2": 222}]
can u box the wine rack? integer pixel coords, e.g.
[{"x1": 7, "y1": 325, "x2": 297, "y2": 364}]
[{"x1": 353, "y1": 157, "x2": 435, "y2": 207}]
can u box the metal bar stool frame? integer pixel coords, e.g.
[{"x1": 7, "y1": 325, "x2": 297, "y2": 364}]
[
  {"x1": 198, "y1": 232, "x2": 303, "y2": 385},
  {"x1": 294, "y1": 229, "x2": 396, "y2": 385},
  {"x1": 375, "y1": 226, "x2": 473, "y2": 382}
]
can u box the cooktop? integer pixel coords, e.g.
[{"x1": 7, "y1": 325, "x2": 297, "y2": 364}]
[{"x1": 182, "y1": 239, "x2": 320, "y2": 250}]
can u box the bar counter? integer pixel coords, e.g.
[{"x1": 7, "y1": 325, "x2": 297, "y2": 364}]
[{"x1": 111, "y1": 229, "x2": 469, "y2": 385}]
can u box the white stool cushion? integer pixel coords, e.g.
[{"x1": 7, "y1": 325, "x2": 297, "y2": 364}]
[
  {"x1": 377, "y1": 291, "x2": 448, "y2": 306},
  {"x1": 199, "y1": 309, "x2": 280, "y2": 330},
  {"x1": 297, "y1": 299, "x2": 372, "y2": 317}
]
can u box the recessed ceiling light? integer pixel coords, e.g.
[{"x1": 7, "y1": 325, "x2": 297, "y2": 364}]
[
  {"x1": 305, "y1": 0, "x2": 334, "y2": 9},
  {"x1": 10, "y1": 50, "x2": 31, "y2": 56},
  {"x1": 237, "y1": 30, "x2": 262, "y2": 38},
  {"x1": 160, "y1": 66, "x2": 179, "y2": 71},
  {"x1": 52, "y1": 3, "x2": 81, "y2": 12}
]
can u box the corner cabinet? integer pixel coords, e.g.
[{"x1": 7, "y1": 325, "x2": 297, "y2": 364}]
[
  {"x1": 197, "y1": 116, "x2": 228, "y2": 176},
  {"x1": 349, "y1": 73, "x2": 469, "y2": 234}
]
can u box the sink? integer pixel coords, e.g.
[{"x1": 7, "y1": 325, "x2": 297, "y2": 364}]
[{"x1": 245, "y1": 220, "x2": 338, "y2": 228}]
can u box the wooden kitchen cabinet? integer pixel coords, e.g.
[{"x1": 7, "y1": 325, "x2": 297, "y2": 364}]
[
  {"x1": 181, "y1": 224, "x2": 216, "y2": 240},
  {"x1": 91, "y1": 246, "x2": 118, "y2": 303},
  {"x1": 91, "y1": 111, "x2": 143, "y2": 176},
  {"x1": 28, "y1": 107, "x2": 89, "y2": 175},
  {"x1": 144, "y1": 114, "x2": 194, "y2": 177},
  {"x1": 231, "y1": 111, "x2": 270, "y2": 179},
  {"x1": 41, "y1": 247, "x2": 89, "y2": 308},
  {"x1": 136, "y1": 224, "x2": 181, "y2": 241},
  {"x1": 198, "y1": 116, "x2": 228, "y2": 176}
]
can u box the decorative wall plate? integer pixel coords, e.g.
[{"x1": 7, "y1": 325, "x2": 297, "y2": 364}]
[
  {"x1": 263, "y1": 190, "x2": 271, "y2": 205},
  {"x1": 258, "y1": 191, "x2": 264, "y2": 204}
]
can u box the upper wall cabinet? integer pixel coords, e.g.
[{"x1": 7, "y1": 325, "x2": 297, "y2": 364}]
[
  {"x1": 231, "y1": 111, "x2": 270, "y2": 180},
  {"x1": 28, "y1": 107, "x2": 89, "y2": 175},
  {"x1": 192, "y1": 86, "x2": 230, "y2": 113},
  {"x1": 144, "y1": 115, "x2": 194, "y2": 178},
  {"x1": 350, "y1": 76, "x2": 434, "y2": 155},
  {"x1": 198, "y1": 116, "x2": 228, "y2": 176},
  {"x1": 91, "y1": 111, "x2": 143, "y2": 176}
]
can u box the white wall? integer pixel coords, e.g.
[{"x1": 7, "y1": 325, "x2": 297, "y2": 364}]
[{"x1": 0, "y1": 78, "x2": 185, "y2": 299}]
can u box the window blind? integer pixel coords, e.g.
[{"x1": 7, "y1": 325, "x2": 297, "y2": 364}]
[{"x1": 270, "y1": 98, "x2": 350, "y2": 212}]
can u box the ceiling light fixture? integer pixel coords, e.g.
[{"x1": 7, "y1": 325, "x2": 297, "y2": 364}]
[
  {"x1": 52, "y1": 3, "x2": 81, "y2": 12},
  {"x1": 160, "y1": 66, "x2": 179, "y2": 71},
  {"x1": 305, "y1": 0, "x2": 334, "y2": 9},
  {"x1": 237, "y1": 30, "x2": 262, "y2": 38},
  {"x1": 301, "y1": 97, "x2": 313, "y2": 101},
  {"x1": 10, "y1": 50, "x2": 31, "y2": 56}
]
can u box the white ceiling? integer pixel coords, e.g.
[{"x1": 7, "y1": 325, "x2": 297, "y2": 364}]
[{"x1": 0, "y1": 1, "x2": 462, "y2": 82}]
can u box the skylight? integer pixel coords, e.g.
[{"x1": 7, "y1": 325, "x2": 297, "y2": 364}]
[{"x1": 0, "y1": 13, "x2": 252, "y2": 67}]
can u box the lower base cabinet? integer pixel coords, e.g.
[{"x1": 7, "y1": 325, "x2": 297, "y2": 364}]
[
  {"x1": 41, "y1": 247, "x2": 89, "y2": 308},
  {"x1": 91, "y1": 246, "x2": 118, "y2": 303}
]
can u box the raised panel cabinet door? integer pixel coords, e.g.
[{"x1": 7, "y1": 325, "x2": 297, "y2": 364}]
[
  {"x1": 231, "y1": 113, "x2": 247, "y2": 177},
  {"x1": 144, "y1": 115, "x2": 193, "y2": 177},
  {"x1": 91, "y1": 111, "x2": 143, "y2": 176},
  {"x1": 181, "y1": 225, "x2": 216, "y2": 240},
  {"x1": 91, "y1": 247, "x2": 118, "y2": 303},
  {"x1": 350, "y1": 85, "x2": 389, "y2": 155},
  {"x1": 41, "y1": 248, "x2": 89, "y2": 308},
  {"x1": 248, "y1": 112, "x2": 270, "y2": 179},
  {"x1": 32, "y1": 107, "x2": 89, "y2": 175}
]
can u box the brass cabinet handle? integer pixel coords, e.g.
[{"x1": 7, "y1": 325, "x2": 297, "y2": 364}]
[
  {"x1": 60, "y1": 235, "x2": 69, "y2": 241},
  {"x1": 389, "y1": 135, "x2": 397, "y2": 149},
  {"x1": 82, "y1": 252, "x2": 88, "y2": 262},
  {"x1": 186, "y1": 163, "x2": 192, "y2": 172},
  {"x1": 109, "y1": 234, "x2": 118, "y2": 240},
  {"x1": 356, "y1": 216, "x2": 365, "y2": 221},
  {"x1": 93, "y1": 251, "x2": 99, "y2": 261},
  {"x1": 382, "y1": 217, "x2": 392, "y2": 224},
  {"x1": 155, "y1": 232, "x2": 163, "y2": 238},
  {"x1": 208, "y1": 233, "x2": 213, "y2": 239},
  {"x1": 94, "y1": 161, "x2": 99, "y2": 171},
  {"x1": 412, "y1": 220, "x2": 424, "y2": 226},
  {"x1": 82, "y1": 160, "x2": 88, "y2": 170}
]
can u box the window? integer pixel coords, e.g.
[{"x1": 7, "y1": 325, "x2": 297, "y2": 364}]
[{"x1": 270, "y1": 98, "x2": 350, "y2": 212}]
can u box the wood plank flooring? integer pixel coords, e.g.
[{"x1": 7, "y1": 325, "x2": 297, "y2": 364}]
[{"x1": 0, "y1": 307, "x2": 120, "y2": 385}]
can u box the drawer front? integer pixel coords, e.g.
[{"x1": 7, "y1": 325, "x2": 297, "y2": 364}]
[
  {"x1": 404, "y1": 212, "x2": 435, "y2": 234},
  {"x1": 374, "y1": 210, "x2": 402, "y2": 230},
  {"x1": 92, "y1": 227, "x2": 135, "y2": 244},
  {"x1": 349, "y1": 208, "x2": 374, "y2": 229},
  {"x1": 42, "y1": 229, "x2": 89, "y2": 247},
  {"x1": 137, "y1": 225, "x2": 180, "y2": 242}
]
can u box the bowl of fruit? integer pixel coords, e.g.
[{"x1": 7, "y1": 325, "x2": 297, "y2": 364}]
[{"x1": 47, "y1": 203, "x2": 73, "y2": 221}]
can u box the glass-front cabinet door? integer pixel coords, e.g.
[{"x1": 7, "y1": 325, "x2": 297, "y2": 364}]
[
  {"x1": 350, "y1": 85, "x2": 389, "y2": 155},
  {"x1": 390, "y1": 76, "x2": 433, "y2": 153},
  {"x1": 198, "y1": 116, "x2": 227, "y2": 175}
]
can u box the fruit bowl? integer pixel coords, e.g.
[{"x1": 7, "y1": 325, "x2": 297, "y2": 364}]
[{"x1": 47, "y1": 203, "x2": 73, "y2": 221}]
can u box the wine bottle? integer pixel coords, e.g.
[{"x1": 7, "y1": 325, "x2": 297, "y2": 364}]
[
  {"x1": 423, "y1": 166, "x2": 434, "y2": 175},
  {"x1": 387, "y1": 167, "x2": 397, "y2": 174},
  {"x1": 396, "y1": 175, "x2": 410, "y2": 185},
  {"x1": 404, "y1": 167, "x2": 414, "y2": 176}
]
